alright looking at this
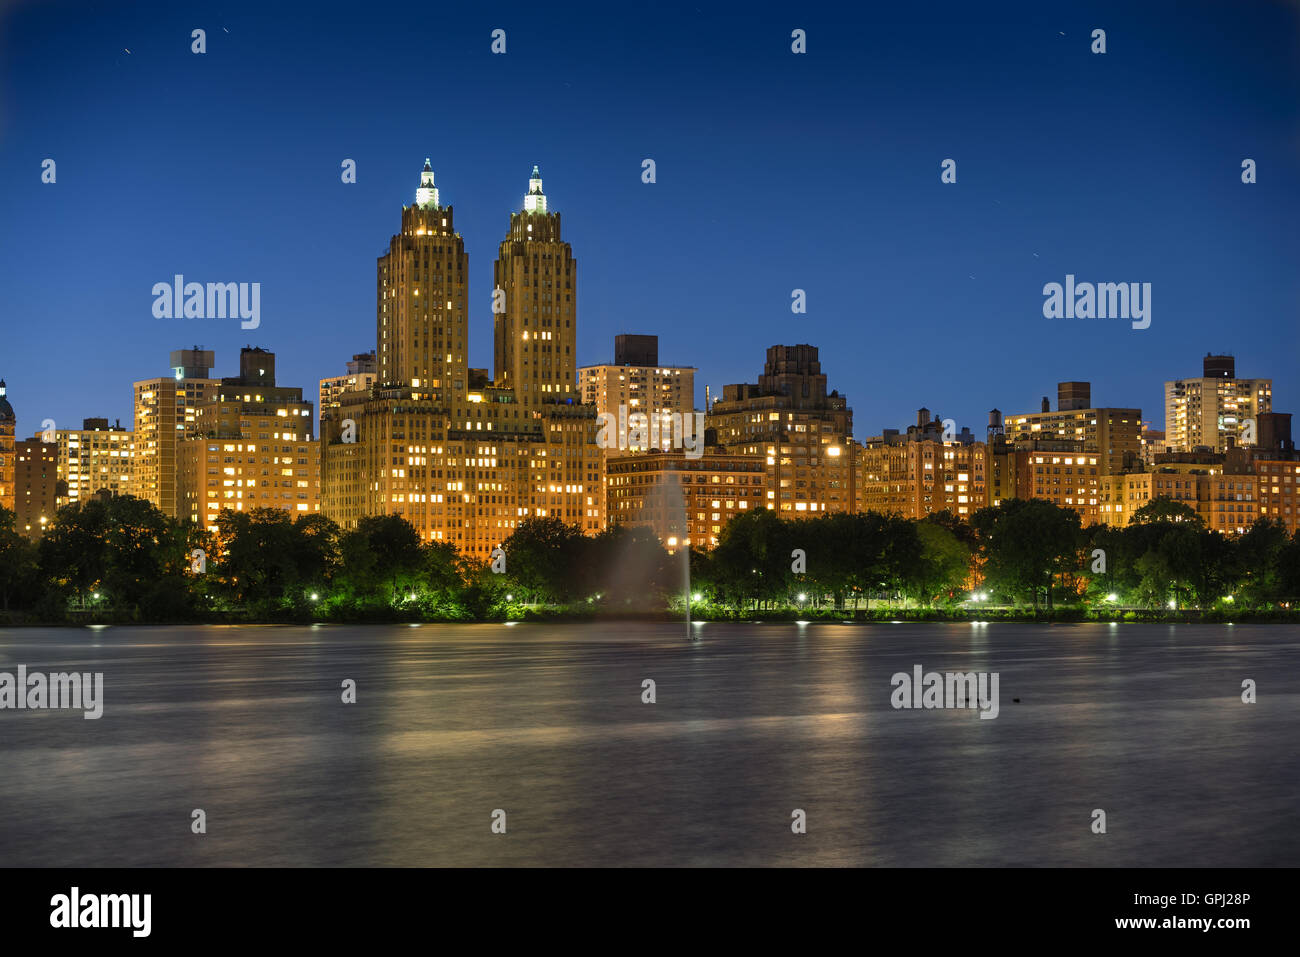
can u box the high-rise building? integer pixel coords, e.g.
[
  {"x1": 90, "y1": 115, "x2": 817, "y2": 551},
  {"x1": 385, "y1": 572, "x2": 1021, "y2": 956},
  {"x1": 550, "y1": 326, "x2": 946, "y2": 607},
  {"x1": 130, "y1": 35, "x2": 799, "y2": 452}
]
[
  {"x1": 178, "y1": 347, "x2": 320, "y2": 530},
  {"x1": 322, "y1": 162, "x2": 602, "y2": 558},
  {"x1": 133, "y1": 348, "x2": 219, "y2": 517},
  {"x1": 52, "y1": 418, "x2": 135, "y2": 507},
  {"x1": 1165, "y1": 354, "x2": 1272, "y2": 453},
  {"x1": 578, "y1": 336, "x2": 697, "y2": 443},
  {"x1": 376, "y1": 159, "x2": 469, "y2": 396},
  {"x1": 707, "y1": 345, "x2": 855, "y2": 516},
  {"x1": 0, "y1": 379, "x2": 14, "y2": 516},
  {"x1": 579, "y1": 336, "x2": 698, "y2": 521},
  {"x1": 492, "y1": 166, "x2": 578, "y2": 405},
  {"x1": 14, "y1": 437, "x2": 57, "y2": 538},
  {"x1": 319, "y1": 352, "x2": 377, "y2": 429},
  {"x1": 1004, "y1": 382, "x2": 1141, "y2": 475}
]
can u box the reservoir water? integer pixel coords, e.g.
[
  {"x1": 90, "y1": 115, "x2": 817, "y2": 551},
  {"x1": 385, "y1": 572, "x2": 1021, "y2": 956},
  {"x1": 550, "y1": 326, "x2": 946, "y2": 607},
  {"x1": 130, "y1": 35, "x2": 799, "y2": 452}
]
[{"x1": 0, "y1": 622, "x2": 1295, "y2": 866}]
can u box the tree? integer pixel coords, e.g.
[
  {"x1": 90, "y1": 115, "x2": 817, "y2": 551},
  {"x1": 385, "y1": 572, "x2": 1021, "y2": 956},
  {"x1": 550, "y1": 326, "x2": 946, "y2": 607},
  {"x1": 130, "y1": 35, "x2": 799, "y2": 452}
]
[
  {"x1": 498, "y1": 516, "x2": 585, "y2": 604},
  {"x1": 0, "y1": 507, "x2": 40, "y2": 613},
  {"x1": 293, "y1": 514, "x2": 342, "y2": 592},
  {"x1": 336, "y1": 514, "x2": 425, "y2": 605},
  {"x1": 214, "y1": 508, "x2": 303, "y2": 608},
  {"x1": 1130, "y1": 497, "x2": 1203, "y2": 528},
  {"x1": 1234, "y1": 518, "x2": 1288, "y2": 607},
  {"x1": 709, "y1": 509, "x2": 797, "y2": 609},
  {"x1": 38, "y1": 495, "x2": 187, "y2": 614},
  {"x1": 423, "y1": 539, "x2": 466, "y2": 596},
  {"x1": 905, "y1": 520, "x2": 971, "y2": 605},
  {"x1": 973, "y1": 499, "x2": 1083, "y2": 611}
]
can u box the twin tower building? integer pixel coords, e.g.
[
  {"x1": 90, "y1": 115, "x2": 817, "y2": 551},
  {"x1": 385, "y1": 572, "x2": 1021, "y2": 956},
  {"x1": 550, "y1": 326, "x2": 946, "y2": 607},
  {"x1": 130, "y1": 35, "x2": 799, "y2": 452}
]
[{"x1": 321, "y1": 161, "x2": 603, "y2": 557}]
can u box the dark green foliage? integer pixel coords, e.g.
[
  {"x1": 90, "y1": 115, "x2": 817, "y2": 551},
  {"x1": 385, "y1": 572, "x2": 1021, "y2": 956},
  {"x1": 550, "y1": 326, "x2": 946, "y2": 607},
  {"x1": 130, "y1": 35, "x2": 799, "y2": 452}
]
[{"x1": 7, "y1": 492, "x2": 1300, "y2": 623}]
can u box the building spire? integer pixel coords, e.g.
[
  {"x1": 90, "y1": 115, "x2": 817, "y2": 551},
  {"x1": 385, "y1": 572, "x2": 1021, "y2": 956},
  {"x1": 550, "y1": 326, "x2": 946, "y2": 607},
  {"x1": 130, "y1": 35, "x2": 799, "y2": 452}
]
[
  {"x1": 523, "y1": 164, "x2": 547, "y2": 213},
  {"x1": 415, "y1": 158, "x2": 440, "y2": 209}
]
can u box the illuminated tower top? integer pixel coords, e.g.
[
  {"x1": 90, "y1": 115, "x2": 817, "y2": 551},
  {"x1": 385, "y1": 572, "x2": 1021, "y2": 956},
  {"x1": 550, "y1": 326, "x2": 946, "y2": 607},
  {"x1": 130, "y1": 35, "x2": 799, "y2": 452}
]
[
  {"x1": 493, "y1": 166, "x2": 575, "y2": 404},
  {"x1": 415, "y1": 158, "x2": 440, "y2": 209},
  {"x1": 523, "y1": 165, "x2": 547, "y2": 213}
]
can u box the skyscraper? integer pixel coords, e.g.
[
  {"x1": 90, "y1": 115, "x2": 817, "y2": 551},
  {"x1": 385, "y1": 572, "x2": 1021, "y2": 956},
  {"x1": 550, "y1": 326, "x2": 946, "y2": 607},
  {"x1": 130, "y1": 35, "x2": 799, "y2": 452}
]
[
  {"x1": 322, "y1": 162, "x2": 602, "y2": 558},
  {"x1": 492, "y1": 166, "x2": 578, "y2": 404},
  {"x1": 377, "y1": 159, "x2": 469, "y2": 399}
]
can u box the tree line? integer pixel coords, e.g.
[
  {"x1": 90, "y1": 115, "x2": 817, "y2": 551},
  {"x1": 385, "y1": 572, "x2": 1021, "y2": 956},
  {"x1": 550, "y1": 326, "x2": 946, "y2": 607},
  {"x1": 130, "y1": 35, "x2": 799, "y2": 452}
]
[{"x1": 1, "y1": 493, "x2": 1298, "y2": 623}]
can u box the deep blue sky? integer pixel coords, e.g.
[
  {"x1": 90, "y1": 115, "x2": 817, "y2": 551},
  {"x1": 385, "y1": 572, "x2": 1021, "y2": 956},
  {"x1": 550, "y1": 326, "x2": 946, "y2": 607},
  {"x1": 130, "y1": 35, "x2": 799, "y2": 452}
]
[{"x1": 2, "y1": 0, "x2": 1297, "y2": 439}]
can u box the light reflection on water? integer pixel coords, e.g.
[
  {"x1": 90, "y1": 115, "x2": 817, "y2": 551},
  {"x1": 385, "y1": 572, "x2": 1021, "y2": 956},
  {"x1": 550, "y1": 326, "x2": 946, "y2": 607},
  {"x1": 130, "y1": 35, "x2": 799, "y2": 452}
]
[{"x1": 0, "y1": 622, "x2": 1295, "y2": 867}]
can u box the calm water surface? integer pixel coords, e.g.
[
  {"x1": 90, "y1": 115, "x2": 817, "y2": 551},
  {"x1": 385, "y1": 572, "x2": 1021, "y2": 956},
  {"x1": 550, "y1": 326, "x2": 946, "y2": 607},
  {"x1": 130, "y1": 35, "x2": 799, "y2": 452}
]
[{"x1": 0, "y1": 622, "x2": 1296, "y2": 866}]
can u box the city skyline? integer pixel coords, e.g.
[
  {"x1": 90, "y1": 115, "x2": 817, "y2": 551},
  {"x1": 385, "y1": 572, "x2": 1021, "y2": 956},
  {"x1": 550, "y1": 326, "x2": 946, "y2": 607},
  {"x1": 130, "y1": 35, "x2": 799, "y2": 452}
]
[
  {"x1": 2, "y1": 0, "x2": 1297, "y2": 438},
  {"x1": 3, "y1": 152, "x2": 1294, "y2": 549},
  {"x1": 0, "y1": 140, "x2": 1289, "y2": 448}
]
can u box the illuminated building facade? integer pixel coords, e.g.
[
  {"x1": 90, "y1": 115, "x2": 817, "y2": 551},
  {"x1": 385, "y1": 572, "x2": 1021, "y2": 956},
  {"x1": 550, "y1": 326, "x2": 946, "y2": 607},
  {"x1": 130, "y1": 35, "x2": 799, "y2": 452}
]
[
  {"x1": 492, "y1": 165, "x2": 578, "y2": 404},
  {"x1": 14, "y1": 438, "x2": 57, "y2": 538},
  {"x1": 578, "y1": 336, "x2": 696, "y2": 442},
  {"x1": 605, "y1": 448, "x2": 766, "y2": 552},
  {"x1": 1197, "y1": 472, "x2": 1260, "y2": 535},
  {"x1": 0, "y1": 380, "x2": 14, "y2": 516},
  {"x1": 319, "y1": 352, "x2": 377, "y2": 430},
  {"x1": 322, "y1": 162, "x2": 603, "y2": 559},
  {"x1": 707, "y1": 345, "x2": 854, "y2": 516},
  {"x1": 133, "y1": 348, "x2": 219, "y2": 518},
  {"x1": 1165, "y1": 354, "x2": 1272, "y2": 453},
  {"x1": 178, "y1": 348, "x2": 319, "y2": 530},
  {"x1": 1016, "y1": 444, "x2": 1101, "y2": 525},
  {"x1": 857, "y1": 431, "x2": 987, "y2": 520},
  {"x1": 1004, "y1": 382, "x2": 1141, "y2": 475},
  {"x1": 52, "y1": 418, "x2": 135, "y2": 507},
  {"x1": 1255, "y1": 460, "x2": 1300, "y2": 534},
  {"x1": 579, "y1": 335, "x2": 697, "y2": 518}
]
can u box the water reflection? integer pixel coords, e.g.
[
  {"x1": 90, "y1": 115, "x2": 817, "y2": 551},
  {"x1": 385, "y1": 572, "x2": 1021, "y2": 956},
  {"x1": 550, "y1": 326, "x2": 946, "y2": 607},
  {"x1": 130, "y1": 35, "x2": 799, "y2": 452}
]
[{"x1": 0, "y1": 622, "x2": 1295, "y2": 866}]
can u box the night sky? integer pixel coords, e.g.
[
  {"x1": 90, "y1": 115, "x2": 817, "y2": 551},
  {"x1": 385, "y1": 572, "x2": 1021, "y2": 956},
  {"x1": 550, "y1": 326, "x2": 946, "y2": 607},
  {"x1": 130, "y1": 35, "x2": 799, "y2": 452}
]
[{"x1": 2, "y1": 0, "x2": 1297, "y2": 438}]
